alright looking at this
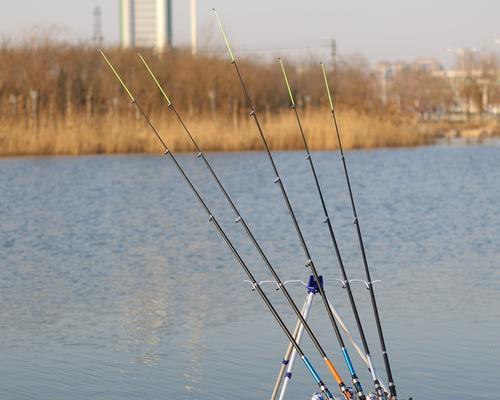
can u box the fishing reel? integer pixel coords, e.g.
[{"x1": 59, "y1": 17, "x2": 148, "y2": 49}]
[
  {"x1": 310, "y1": 386, "x2": 355, "y2": 400},
  {"x1": 345, "y1": 387, "x2": 355, "y2": 399},
  {"x1": 368, "y1": 391, "x2": 408, "y2": 400}
]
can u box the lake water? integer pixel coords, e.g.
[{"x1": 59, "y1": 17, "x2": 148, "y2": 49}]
[{"x1": 1, "y1": 143, "x2": 499, "y2": 400}]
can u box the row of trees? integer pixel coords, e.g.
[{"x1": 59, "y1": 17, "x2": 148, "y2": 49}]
[
  {"x1": 0, "y1": 33, "x2": 385, "y2": 123},
  {"x1": 1, "y1": 33, "x2": 499, "y2": 124}
]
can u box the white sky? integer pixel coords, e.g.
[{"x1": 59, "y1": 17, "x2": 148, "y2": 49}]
[{"x1": 1, "y1": 0, "x2": 499, "y2": 66}]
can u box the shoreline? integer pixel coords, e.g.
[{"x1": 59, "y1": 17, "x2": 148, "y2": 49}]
[
  {"x1": 0, "y1": 108, "x2": 432, "y2": 157},
  {"x1": 1, "y1": 137, "x2": 498, "y2": 160},
  {"x1": 1, "y1": 107, "x2": 498, "y2": 158}
]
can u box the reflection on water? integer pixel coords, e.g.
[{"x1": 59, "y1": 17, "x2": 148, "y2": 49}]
[
  {"x1": 116, "y1": 255, "x2": 171, "y2": 366},
  {"x1": 0, "y1": 143, "x2": 499, "y2": 400},
  {"x1": 182, "y1": 272, "x2": 210, "y2": 394}
]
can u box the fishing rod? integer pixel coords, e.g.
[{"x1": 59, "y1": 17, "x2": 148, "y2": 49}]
[
  {"x1": 138, "y1": 53, "x2": 354, "y2": 400},
  {"x1": 320, "y1": 63, "x2": 397, "y2": 400},
  {"x1": 98, "y1": 49, "x2": 336, "y2": 400},
  {"x1": 213, "y1": 10, "x2": 367, "y2": 400},
  {"x1": 279, "y1": 58, "x2": 387, "y2": 400}
]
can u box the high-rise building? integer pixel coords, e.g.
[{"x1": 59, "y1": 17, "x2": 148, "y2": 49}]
[{"x1": 119, "y1": 0, "x2": 173, "y2": 50}]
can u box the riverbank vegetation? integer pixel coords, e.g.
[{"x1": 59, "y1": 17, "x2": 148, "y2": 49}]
[{"x1": 0, "y1": 33, "x2": 497, "y2": 156}]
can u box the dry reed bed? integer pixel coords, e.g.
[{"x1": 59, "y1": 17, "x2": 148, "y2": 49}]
[{"x1": 0, "y1": 107, "x2": 429, "y2": 157}]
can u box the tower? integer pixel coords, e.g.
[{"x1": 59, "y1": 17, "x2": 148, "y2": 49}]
[
  {"x1": 331, "y1": 39, "x2": 337, "y2": 67},
  {"x1": 120, "y1": 0, "x2": 173, "y2": 50},
  {"x1": 190, "y1": 0, "x2": 197, "y2": 55},
  {"x1": 93, "y1": 5, "x2": 104, "y2": 47}
]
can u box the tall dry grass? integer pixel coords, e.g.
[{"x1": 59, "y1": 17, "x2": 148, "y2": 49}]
[
  {"x1": 0, "y1": 39, "x2": 433, "y2": 156},
  {"x1": 0, "y1": 106, "x2": 428, "y2": 157}
]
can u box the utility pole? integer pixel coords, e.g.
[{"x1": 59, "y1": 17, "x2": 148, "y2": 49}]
[
  {"x1": 93, "y1": 5, "x2": 104, "y2": 47},
  {"x1": 331, "y1": 39, "x2": 337, "y2": 69},
  {"x1": 191, "y1": 0, "x2": 198, "y2": 55}
]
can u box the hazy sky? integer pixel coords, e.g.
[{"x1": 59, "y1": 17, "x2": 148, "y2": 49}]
[{"x1": 1, "y1": 0, "x2": 499, "y2": 66}]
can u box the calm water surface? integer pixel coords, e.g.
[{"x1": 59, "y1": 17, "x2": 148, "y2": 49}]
[{"x1": 1, "y1": 144, "x2": 499, "y2": 400}]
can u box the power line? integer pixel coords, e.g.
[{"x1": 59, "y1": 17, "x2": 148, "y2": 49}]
[{"x1": 234, "y1": 41, "x2": 331, "y2": 54}]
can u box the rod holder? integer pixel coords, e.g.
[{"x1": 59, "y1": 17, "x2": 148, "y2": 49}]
[
  {"x1": 307, "y1": 275, "x2": 323, "y2": 294},
  {"x1": 243, "y1": 276, "x2": 325, "y2": 293},
  {"x1": 243, "y1": 278, "x2": 306, "y2": 290},
  {"x1": 243, "y1": 278, "x2": 380, "y2": 291},
  {"x1": 349, "y1": 279, "x2": 382, "y2": 290}
]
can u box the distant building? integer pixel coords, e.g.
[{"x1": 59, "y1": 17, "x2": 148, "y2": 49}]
[
  {"x1": 376, "y1": 60, "x2": 410, "y2": 103},
  {"x1": 120, "y1": 0, "x2": 173, "y2": 50},
  {"x1": 376, "y1": 58, "x2": 444, "y2": 103},
  {"x1": 433, "y1": 68, "x2": 499, "y2": 115},
  {"x1": 377, "y1": 58, "x2": 444, "y2": 84},
  {"x1": 377, "y1": 57, "x2": 500, "y2": 117},
  {"x1": 412, "y1": 58, "x2": 444, "y2": 73}
]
